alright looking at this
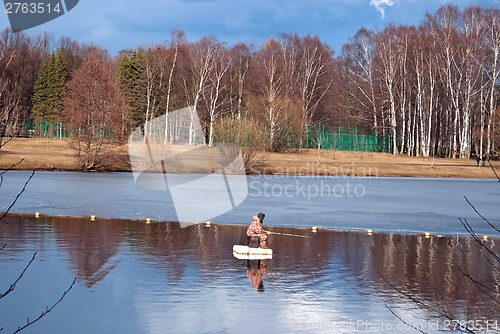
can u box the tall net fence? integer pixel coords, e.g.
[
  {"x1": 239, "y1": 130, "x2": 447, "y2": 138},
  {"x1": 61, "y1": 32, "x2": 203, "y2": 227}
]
[
  {"x1": 305, "y1": 125, "x2": 391, "y2": 153},
  {"x1": 16, "y1": 119, "x2": 392, "y2": 153}
]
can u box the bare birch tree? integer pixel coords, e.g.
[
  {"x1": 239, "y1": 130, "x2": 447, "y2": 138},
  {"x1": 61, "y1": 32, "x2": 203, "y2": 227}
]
[
  {"x1": 482, "y1": 8, "x2": 500, "y2": 156},
  {"x1": 342, "y1": 29, "x2": 380, "y2": 134},
  {"x1": 456, "y1": 7, "x2": 483, "y2": 159},
  {"x1": 411, "y1": 26, "x2": 438, "y2": 157},
  {"x1": 376, "y1": 25, "x2": 400, "y2": 155},
  {"x1": 142, "y1": 46, "x2": 166, "y2": 141},
  {"x1": 427, "y1": 5, "x2": 464, "y2": 158},
  {"x1": 164, "y1": 29, "x2": 185, "y2": 143},
  {"x1": 299, "y1": 35, "x2": 333, "y2": 126},
  {"x1": 228, "y1": 43, "x2": 251, "y2": 122},
  {"x1": 203, "y1": 46, "x2": 230, "y2": 147},
  {"x1": 395, "y1": 27, "x2": 410, "y2": 156},
  {"x1": 186, "y1": 36, "x2": 222, "y2": 145},
  {"x1": 278, "y1": 34, "x2": 301, "y2": 102},
  {"x1": 255, "y1": 37, "x2": 286, "y2": 151}
]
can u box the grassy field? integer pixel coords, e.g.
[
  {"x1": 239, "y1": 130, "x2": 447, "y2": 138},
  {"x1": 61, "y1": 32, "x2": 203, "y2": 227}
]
[{"x1": 0, "y1": 137, "x2": 499, "y2": 178}]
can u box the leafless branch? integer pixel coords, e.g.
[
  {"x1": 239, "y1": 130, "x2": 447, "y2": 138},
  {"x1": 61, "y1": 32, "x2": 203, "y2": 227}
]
[
  {"x1": 0, "y1": 136, "x2": 14, "y2": 150},
  {"x1": 459, "y1": 218, "x2": 500, "y2": 264},
  {"x1": 457, "y1": 267, "x2": 500, "y2": 308},
  {"x1": 385, "y1": 304, "x2": 428, "y2": 334},
  {"x1": 379, "y1": 270, "x2": 476, "y2": 333},
  {"x1": 0, "y1": 159, "x2": 25, "y2": 177},
  {"x1": 0, "y1": 252, "x2": 37, "y2": 300},
  {"x1": 456, "y1": 196, "x2": 500, "y2": 317},
  {"x1": 487, "y1": 159, "x2": 500, "y2": 183},
  {"x1": 0, "y1": 170, "x2": 35, "y2": 222},
  {"x1": 11, "y1": 277, "x2": 77, "y2": 334},
  {"x1": 464, "y1": 196, "x2": 500, "y2": 234}
]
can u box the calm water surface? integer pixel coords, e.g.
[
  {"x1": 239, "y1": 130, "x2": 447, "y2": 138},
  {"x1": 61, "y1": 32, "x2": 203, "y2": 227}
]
[{"x1": 1, "y1": 215, "x2": 499, "y2": 333}]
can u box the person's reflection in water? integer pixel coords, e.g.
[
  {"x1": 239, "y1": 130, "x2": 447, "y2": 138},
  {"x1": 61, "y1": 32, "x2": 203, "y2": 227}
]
[{"x1": 247, "y1": 259, "x2": 266, "y2": 292}]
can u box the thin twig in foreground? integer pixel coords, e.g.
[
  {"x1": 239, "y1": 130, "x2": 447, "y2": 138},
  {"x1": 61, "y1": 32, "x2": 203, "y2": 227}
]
[
  {"x1": 457, "y1": 267, "x2": 500, "y2": 307},
  {"x1": 464, "y1": 196, "x2": 500, "y2": 234},
  {"x1": 378, "y1": 270, "x2": 476, "y2": 334},
  {"x1": 487, "y1": 159, "x2": 500, "y2": 182},
  {"x1": 0, "y1": 170, "x2": 35, "y2": 222},
  {"x1": 0, "y1": 159, "x2": 25, "y2": 177},
  {"x1": 11, "y1": 277, "x2": 77, "y2": 334},
  {"x1": 0, "y1": 252, "x2": 37, "y2": 300},
  {"x1": 385, "y1": 304, "x2": 427, "y2": 334},
  {"x1": 460, "y1": 218, "x2": 500, "y2": 263}
]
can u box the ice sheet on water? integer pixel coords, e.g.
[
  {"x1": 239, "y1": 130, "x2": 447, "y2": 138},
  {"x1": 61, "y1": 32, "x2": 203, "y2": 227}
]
[{"x1": 1, "y1": 171, "x2": 499, "y2": 236}]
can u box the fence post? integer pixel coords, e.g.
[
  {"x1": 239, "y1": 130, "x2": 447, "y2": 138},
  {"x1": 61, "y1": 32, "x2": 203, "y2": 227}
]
[
  {"x1": 355, "y1": 128, "x2": 359, "y2": 151},
  {"x1": 305, "y1": 125, "x2": 309, "y2": 149}
]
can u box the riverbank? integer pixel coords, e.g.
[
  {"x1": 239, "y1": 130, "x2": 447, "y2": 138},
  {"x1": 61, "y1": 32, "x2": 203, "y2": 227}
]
[{"x1": 0, "y1": 138, "x2": 498, "y2": 178}]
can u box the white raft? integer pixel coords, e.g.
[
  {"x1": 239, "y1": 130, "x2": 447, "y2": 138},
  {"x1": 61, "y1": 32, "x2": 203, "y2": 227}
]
[{"x1": 232, "y1": 245, "x2": 273, "y2": 260}]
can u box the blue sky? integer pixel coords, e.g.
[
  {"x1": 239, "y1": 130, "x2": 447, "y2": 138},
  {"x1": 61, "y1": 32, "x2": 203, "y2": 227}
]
[{"x1": 1, "y1": 0, "x2": 498, "y2": 55}]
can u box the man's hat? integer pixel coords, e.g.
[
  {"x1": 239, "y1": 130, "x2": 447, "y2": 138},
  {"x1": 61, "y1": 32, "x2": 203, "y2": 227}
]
[{"x1": 257, "y1": 212, "x2": 265, "y2": 222}]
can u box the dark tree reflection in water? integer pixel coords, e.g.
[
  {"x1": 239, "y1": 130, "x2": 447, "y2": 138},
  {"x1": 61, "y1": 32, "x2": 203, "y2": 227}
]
[{"x1": 0, "y1": 214, "x2": 499, "y2": 333}]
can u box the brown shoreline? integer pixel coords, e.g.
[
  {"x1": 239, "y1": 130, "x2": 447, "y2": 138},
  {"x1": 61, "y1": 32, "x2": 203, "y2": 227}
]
[
  {"x1": 5, "y1": 212, "x2": 498, "y2": 240},
  {"x1": 0, "y1": 138, "x2": 499, "y2": 179}
]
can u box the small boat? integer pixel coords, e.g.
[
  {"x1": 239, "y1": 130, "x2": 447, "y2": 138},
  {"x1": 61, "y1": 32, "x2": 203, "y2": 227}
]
[{"x1": 232, "y1": 245, "x2": 273, "y2": 260}]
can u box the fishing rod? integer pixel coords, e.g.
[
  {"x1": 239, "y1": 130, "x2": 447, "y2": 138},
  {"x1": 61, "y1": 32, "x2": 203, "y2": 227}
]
[{"x1": 266, "y1": 231, "x2": 310, "y2": 238}]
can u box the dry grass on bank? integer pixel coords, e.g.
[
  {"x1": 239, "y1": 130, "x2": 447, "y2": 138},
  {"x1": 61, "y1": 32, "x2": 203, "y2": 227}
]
[
  {"x1": 0, "y1": 138, "x2": 129, "y2": 171},
  {"x1": 252, "y1": 149, "x2": 499, "y2": 178},
  {"x1": 0, "y1": 138, "x2": 499, "y2": 178}
]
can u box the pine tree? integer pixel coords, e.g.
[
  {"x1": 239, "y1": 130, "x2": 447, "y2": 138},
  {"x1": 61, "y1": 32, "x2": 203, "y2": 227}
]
[
  {"x1": 32, "y1": 56, "x2": 51, "y2": 122},
  {"x1": 119, "y1": 51, "x2": 145, "y2": 131},
  {"x1": 52, "y1": 51, "x2": 67, "y2": 113},
  {"x1": 31, "y1": 50, "x2": 68, "y2": 123}
]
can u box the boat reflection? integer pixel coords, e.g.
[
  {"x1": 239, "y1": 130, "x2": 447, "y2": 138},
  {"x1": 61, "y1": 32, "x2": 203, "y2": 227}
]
[{"x1": 247, "y1": 260, "x2": 267, "y2": 292}]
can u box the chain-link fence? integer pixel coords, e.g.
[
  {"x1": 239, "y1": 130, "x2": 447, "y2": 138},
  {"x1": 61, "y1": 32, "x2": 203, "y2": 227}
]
[
  {"x1": 16, "y1": 120, "x2": 392, "y2": 153},
  {"x1": 17, "y1": 120, "x2": 67, "y2": 138},
  {"x1": 306, "y1": 125, "x2": 391, "y2": 153}
]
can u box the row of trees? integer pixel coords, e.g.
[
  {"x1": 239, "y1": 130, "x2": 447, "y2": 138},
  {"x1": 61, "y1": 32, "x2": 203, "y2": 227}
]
[
  {"x1": 118, "y1": 30, "x2": 334, "y2": 151},
  {"x1": 0, "y1": 4, "x2": 499, "y2": 167},
  {"x1": 342, "y1": 5, "x2": 500, "y2": 158}
]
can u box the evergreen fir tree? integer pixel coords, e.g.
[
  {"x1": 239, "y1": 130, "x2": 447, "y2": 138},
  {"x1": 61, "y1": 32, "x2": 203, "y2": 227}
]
[
  {"x1": 119, "y1": 51, "x2": 146, "y2": 130},
  {"x1": 31, "y1": 50, "x2": 68, "y2": 123},
  {"x1": 32, "y1": 56, "x2": 51, "y2": 122},
  {"x1": 53, "y1": 51, "x2": 68, "y2": 113}
]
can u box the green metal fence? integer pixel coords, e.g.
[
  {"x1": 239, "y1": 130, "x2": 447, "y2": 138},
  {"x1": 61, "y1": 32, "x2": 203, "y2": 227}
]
[
  {"x1": 305, "y1": 125, "x2": 391, "y2": 153},
  {"x1": 17, "y1": 120, "x2": 67, "y2": 138},
  {"x1": 16, "y1": 120, "x2": 391, "y2": 153}
]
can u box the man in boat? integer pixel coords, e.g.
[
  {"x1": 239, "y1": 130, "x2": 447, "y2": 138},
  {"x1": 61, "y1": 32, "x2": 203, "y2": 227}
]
[{"x1": 247, "y1": 212, "x2": 269, "y2": 248}]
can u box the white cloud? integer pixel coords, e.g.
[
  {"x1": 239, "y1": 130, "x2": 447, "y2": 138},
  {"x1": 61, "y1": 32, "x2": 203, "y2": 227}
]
[{"x1": 370, "y1": 0, "x2": 395, "y2": 18}]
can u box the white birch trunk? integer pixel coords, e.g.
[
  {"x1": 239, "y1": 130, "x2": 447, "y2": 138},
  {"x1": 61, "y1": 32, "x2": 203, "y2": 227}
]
[{"x1": 164, "y1": 34, "x2": 180, "y2": 143}]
